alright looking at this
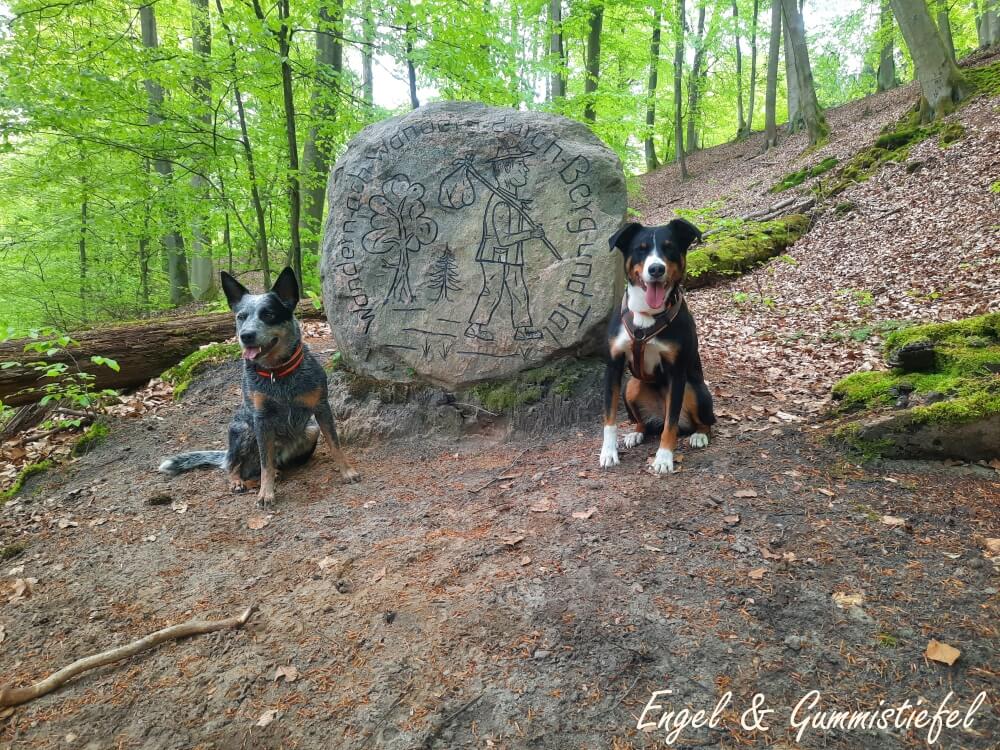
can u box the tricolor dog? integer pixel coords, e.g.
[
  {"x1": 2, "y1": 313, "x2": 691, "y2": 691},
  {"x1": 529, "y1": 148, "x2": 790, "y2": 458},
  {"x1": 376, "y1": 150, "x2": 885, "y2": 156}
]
[
  {"x1": 599, "y1": 219, "x2": 716, "y2": 474},
  {"x1": 159, "y1": 267, "x2": 359, "y2": 506}
]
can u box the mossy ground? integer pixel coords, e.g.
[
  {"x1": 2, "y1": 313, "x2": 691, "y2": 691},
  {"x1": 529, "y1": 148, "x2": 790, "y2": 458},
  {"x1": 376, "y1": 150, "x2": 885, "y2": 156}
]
[
  {"x1": 72, "y1": 420, "x2": 110, "y2": 456},
  {"x1": 161, "y1": 342, "x2": 241, "y2": 399},
  {"x1": 965, "y1": 59, "x2": 1000, "y2": 96},
  {"x1": 831, "y1": 312, "x2": 1000, "y2": 426},
  {"x1": 769, "y1": 157, "x2": 838, "y2": 193},
  {"x1": 0, "y1": 541, "x2": 28, "y2": 561},
  {"x1": 686, "y1": 214, "x2": 810, "y2": 287},
  {"x1": 0, "y1": 460, "x2": 54, "y2": 505},
  {"x1": 468, "y1": 359, "x2": 599, "y2": 413}
]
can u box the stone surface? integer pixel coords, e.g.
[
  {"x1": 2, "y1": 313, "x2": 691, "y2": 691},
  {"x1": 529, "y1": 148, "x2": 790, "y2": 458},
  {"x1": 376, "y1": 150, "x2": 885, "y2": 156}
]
[
  {"x1": 857, "y1": 411, "x2": 1000, "y2": 461},
  {"x1": 321, "y1": 101, "x2": 626, "y2": 387}
]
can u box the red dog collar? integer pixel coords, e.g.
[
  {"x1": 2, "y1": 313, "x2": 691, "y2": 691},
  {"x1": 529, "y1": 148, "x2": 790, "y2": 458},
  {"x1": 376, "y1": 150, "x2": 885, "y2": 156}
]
[{"x1": 256, "y1": 343, "x2": 304, "y2": 381}]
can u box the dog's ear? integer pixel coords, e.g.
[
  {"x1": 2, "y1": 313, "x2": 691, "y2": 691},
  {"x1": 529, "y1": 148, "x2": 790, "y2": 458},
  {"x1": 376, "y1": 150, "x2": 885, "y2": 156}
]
[
  {"x1": 667, "y1": 218, "x2": 703, "y2": 252},
  {"x1": 271, "y1": 266, "x2": 299, "y2": 310},
  {"x1": 608, "y1": 222, "x2": 643, "y2": 253},
  {"x1": 220, "y1": 271, "x2": 250, "y2": 310}
]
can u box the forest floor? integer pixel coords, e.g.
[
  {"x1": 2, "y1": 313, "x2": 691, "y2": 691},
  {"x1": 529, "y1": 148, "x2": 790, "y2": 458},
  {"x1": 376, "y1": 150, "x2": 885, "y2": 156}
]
[{"x1": 2, "y1": 66, "x2": 999, "y2": 749}]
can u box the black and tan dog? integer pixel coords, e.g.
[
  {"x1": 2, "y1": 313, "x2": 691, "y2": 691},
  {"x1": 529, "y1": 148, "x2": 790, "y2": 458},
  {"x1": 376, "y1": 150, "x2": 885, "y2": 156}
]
[
  {"x1": 159, "y1": 267, "x2": 359, "y2": 505},
  {"x1": 599, "y1": 219, "x2": 716, "y2": 474}
]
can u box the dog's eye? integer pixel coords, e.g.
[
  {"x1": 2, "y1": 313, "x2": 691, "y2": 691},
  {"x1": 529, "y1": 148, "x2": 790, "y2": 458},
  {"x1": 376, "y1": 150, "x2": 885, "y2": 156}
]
[
  {"x1": 236, "y1": 312, "x2": 248, "y2": 322},
  {"x1": 259, "y1": 310, "x2": 273, "y2": 323}
]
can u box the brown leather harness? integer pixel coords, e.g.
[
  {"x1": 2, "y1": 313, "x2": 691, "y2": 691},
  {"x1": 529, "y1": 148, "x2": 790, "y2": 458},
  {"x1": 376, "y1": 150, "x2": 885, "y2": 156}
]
[{"x1": 621, "y1": 287, "x2": 685, "y2": 383}]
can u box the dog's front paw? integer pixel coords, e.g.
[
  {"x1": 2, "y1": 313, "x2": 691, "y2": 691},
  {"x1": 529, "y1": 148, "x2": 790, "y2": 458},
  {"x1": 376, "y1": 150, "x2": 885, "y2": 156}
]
[
  {"x1": 650, "y1": 448, "x2": 675, "y2": 475},
  {"x1": 688, "y1": 432, "x2": 709, "y2": 449},
  {"x1": 341, "y1": 467, "x2": 360, "y2": 483},
  {"x1": 599, "y1": 445, "x2": 620, "y2": 468},
  {"x1": 230, "y1": 479, "x2": 248, "y2": 493},
  {"x1": 621, "y1": 431, "x2": 644, "y2": 449},
  {"x1": 257, "y1": 488, "x2": 275, "y2": 508}
]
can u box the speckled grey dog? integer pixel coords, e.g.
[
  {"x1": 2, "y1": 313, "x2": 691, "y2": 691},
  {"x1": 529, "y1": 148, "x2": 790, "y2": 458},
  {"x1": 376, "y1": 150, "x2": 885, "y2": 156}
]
[{"x1": 159, "y1": 267, "x2": 359, "y2": 506}]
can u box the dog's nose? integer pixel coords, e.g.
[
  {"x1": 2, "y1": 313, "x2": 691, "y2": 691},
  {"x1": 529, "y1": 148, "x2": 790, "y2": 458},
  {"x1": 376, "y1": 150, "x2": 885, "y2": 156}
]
[
  {"x1": 648, "y1": 263, "x2": 665, "y2": 279},
  {"x1": 240, "y1": 332, "x2": 257, "y2": 345}
]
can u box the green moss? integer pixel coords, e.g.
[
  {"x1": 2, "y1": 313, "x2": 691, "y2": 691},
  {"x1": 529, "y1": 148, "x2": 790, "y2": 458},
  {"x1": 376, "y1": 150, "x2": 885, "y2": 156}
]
[
  {"x1": 0, "y1": 460, "x2": 54, "y2": 505},
  {"x1": 468, "y1": 359, "x2": 596, "y2": 413},
  {"x1": 965, "y1": 60, "x2": 1000, "y2": 96},
  {"x1": 990, "y1": 181, "x2": 1000, "y2": 194},
  {"x1": 72, "y1": 421, "x2": 110, "y2": 456},
  {"x1": 0, "y1": 541, "x2": 28, "y2": 561},
  {"x1": 161, "y1": 342, "x2": 241, "y2": 399},
  {"x1": 769, "y1": 157, "x2": 839, "y2": 193},
  {"x1": 937, "y1": 121, "x2": 965, "y2": 147},
  {"x1": 832, "y1": 313, "x2": 1000, "y2": 426},
  {"x1": 686, "y1": 214, "x2": 810, "y2": 288},
  {"x1": 832, "y1": 422, "x2": 895, "y2": 460}
]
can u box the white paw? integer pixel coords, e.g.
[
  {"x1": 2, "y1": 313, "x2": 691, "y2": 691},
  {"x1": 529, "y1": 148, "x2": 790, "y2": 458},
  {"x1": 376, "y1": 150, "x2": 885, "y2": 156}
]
[
  {"x1": 650, "y1": 448, "x2": 675, "y2": 475},
  {"x1": 688, "y1": 432, "x2": 709, "y2": 449},
  {"x1": 621, "y1": 431, "x2": 644, "y2": 449},
  {"x1": 599, "y1": 425, "x2": 619, "y2": 468}
]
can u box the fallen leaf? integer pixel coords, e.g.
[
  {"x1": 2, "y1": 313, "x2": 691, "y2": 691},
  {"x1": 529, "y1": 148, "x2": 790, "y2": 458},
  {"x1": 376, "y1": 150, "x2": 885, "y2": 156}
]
[
  {"x1": 247, "y1": 515, "x2": 270, "y2": 530},
  {"x1": 256, "y1": 709, "x2": 278, "y2": 727},
  {"x1": 373, "y1": 567, "x2": 386, "y2": 582},
  {"x1": 171, "y1": 500, "x2": 189, "y2": 514},
  {"x1": 782, "y1": 552, "x2": 797, "y2": 563},
  {"x1": 572, "y1": 507, "x2": 597, "y2": 520},
  {"x1": 723, "y1": 514, "x2": 741, "y2": 526},
  {"x1": 8, "y1": 577, "x2": 37, "y2": 603},
  {"x1": 984, "y1": 538, "x2": 1000, "y2": 556},
  {"x1": 501, "y1": 534, "x2": 525, "y2": 547},
  {"x1": 925, "y1": 639, "x2": 961, "y2": 666},
  {"x1": 816, "y1": 488, "x2": 836, "y2": 497},
  {"x1": 760, "y1": 545, "x2": 782, "y2": 561},
  {"x1": 0, "y1": 624, "x2": 5, "y2": 644},
  {"x1": 144, "y1": 535, "x2": 157, "y2": 542},
  {"x1": 832, "y1": 591, "x2": 864, "y2": 608},
  {"x1": 57, "y1": 518, "x2": 78, "y2": 529},
  {"x1": 520, "y1": 555, "x2": 532, "y2": 566},
  {"x1": 748, "y1": 567, "x2": 766, "y2": 580},
  {"x1": 881, "y1": 515, "x2": 906, "y2": 527},
  {"x1": 529, "y1": 500, "x2": 552, "y2": 512},
  {"x1": 733, "y1": 489, "x2": 758, "y2": 498},
  {"x1": 642, "y1": 544, "x2": 663, "y2": 552},
  {"x1": 272, "y1": 665, "x2": 298, "y2": 683},
  {"x1": 317, "y1": 556, "x2": 337, "y2": 571},
  {"x1": 89, "y1": 518, "x2": 107, "y2": 527}
]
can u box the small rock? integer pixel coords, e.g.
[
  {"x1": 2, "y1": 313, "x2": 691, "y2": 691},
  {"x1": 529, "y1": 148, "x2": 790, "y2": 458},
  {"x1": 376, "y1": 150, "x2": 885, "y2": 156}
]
[
  {"x1": 532, "y1": 649, "x2": 550, "y2": 660},
  {"x1": 784, "y1": 635, "x2": 803, "y2": 651}
]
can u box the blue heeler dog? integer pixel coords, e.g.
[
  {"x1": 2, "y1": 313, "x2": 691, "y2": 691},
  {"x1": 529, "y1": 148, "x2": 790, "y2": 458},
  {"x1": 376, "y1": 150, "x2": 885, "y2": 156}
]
[{"x1": 158, "y1": 267, "x2": 359, "y2": 506}]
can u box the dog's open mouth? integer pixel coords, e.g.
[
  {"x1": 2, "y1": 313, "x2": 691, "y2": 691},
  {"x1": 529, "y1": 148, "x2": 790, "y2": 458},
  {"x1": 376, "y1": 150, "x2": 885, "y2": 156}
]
[
  {"x1": 242, "y1": 337, "x2": 278, "y2": 361},
  {"x1": 639, "y1": 279, "x2": 668, "y2": 310}
]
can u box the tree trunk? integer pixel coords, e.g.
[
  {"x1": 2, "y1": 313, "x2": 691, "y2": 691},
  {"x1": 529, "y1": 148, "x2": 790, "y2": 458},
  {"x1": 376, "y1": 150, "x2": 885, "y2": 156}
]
[
  {"x1": 0, "y1": 310, "x2": 324, "y2": 407},
  {"x1": 404, "y1": 7, "x2": 420, "y2": 110},
  {"x1": 935, "y1": 0, "x2": 957, "y2": 63},
  {"x1": 189, "y1": 0, "x2": 215, "y2": 301},
  {"x1": 746, "y1": 0, "x2": 759, "y2": 134},
  {"x1": 362, "y1": 0, "x2": 374, "y2": 106},
  {"x1": 276, "y1": 0, "x2": 303, "y2": 288},
  {"x1": 216, "y1": 0, "x2": 271, "y2": 287},
  {"x1": 78, "y1": 181, "x2": 88, "y2": 320},
  {"x1": 780, "y1": 0, "x2": 827, "y2": 145},
  {"x1": 980, "y1": 0, "x2": 1000, "y2": 47},
  {"x1": 734, "y1": 0, "x2": 746, "y2": 137},
  {"x1": 783, "y1": 13, "x2": 802, "y2": 133},
  {"x1": 877, "y1": 0, "x2": 897, "y2": 91},
  {"x1": 685, "y1": 2, "x2": 706, "y2": 151},
  {"x1": 548, "y1": 0, "x2": 566, "y2": 99},
  {"x1": 674, "y1": 0, "x2": 688, "y2": 178},
  {"x1": 299, "y1": 1, "x2": 344, "y2": 272},
  {"x1": 583, "y1": 3, "x2": 603, "y2": 122},
  {"x1": 889, "y1": 0, "x2": 970, "y2": 120},
  {"x1": 765, "y1": 0, "x2": 781, "y2": 148},
  {"x1": 139, "y1": 4, "x2": 192, "y2": 307},
  {"x1": 645, "y1": 8, "x2": 662, "y2": 171}
]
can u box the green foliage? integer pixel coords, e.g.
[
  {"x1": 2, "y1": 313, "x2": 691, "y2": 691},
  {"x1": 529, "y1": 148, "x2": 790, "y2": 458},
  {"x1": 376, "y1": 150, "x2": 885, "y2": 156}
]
[
  {"x1": 831, "y1": 313, "x2": 1000, "y2": 426},
  {"x1": 72, "y1": 421, "x2": 110, "y2": 456},
  {"x1": 161, "y1": 342, "x2": 241, "y2": 399},
  {"x1": 0, "y1": 460, "x2": 54, "y2": 505},
  {"x1": 770, "y1": 157, "x2": 839, "y2": 193}
]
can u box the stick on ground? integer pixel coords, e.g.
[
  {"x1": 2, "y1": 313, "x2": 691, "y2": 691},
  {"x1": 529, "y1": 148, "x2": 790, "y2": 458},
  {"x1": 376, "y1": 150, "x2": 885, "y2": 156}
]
[{"x1": 0, "y1": 604, "x2": 256, "y2": 708}]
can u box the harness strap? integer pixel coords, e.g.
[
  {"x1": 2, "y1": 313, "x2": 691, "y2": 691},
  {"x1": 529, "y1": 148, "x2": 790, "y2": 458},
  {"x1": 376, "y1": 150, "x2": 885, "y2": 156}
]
[
  {"x1": 621, "y1": 287, "x2": 685, "y2": 383},
  {"x1": 255, "y1": 342, "x2": 305, "y2": 381}
]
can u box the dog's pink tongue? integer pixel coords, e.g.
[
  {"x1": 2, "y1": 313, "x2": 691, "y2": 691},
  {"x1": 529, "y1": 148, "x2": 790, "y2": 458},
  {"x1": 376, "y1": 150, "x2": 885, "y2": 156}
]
[
  {"x1": 645, "y1": 282, "x2": 666, "y2": 309},
  {"x1": 242, "y1": 346, "x2": 261, "y2": 360}
]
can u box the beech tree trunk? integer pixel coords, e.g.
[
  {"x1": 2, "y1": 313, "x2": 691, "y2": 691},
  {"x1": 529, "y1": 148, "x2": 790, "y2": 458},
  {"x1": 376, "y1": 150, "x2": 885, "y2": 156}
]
[
  {"x1": 980, "y1": 0, "x2": 1000, "y2": 47},
  {"x1": 686, "y1": 2, "x2": 707, "y2": 152},
  {"x1": 277, "y1": 0, "x2": 303, "y2": 286},
  {"x1": 189, "y1": 0, "x2": 215, "y2": 301},
  {"x1": 889, "y1": 0, "x2": 970, "y2": 120},
  {"x1": 765, "y1": 0, "x2": 781, "y2": 148},
  {"x1": 783, "y1": 15, "x2": 802, "y2": 133},
  {"x1": 583, "y1": 3, "x2": 603, "y2": 122},
  {"x1": 645, "y1": 8, "x2": 662, "y2": 171},
  {"x1": 548, "y1": 0, "x2": 566, "y2": 99},
  {"x1": 300, "y1": 2, "x2": 344, "y2": 267},
  {"x1": 780, "y1": 0, "x2": 827, "y2": 145},
  {"x1": 139, "y1": 4, "x2": 192, "y2": 307},
  {"x1": 674, "y1": 0, "x2": 688, "y2": 178},
  {"x1": 935, "y1": 0, "x2": 957, "y2": 63},
  {"x1": 746, "y1": 0, "x2": 759, "y2": 134},
  {"x1": 406, "y1": 23, "x2": 419, "y2": 109},
  {"x1": 877, "y1": 0, "x2": 897, "y2": 92},
  {"x1": 362, "y1": 0, "x2": 374, "y2": 107},
  {"x1": 734, "y1": 0, "x2": 746, "y2": 137}
]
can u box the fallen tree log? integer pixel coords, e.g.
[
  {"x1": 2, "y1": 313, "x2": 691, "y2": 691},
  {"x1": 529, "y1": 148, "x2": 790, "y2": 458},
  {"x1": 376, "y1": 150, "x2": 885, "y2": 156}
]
[{"x1": 0, "y1": 307, "x2": 322, "y2": 407}]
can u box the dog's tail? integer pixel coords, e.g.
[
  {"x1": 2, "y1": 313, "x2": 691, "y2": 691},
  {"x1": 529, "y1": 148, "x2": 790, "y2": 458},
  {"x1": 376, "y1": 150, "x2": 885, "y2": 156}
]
[{"x1": 158, "y1": 450, "x2": 226, "y2": 476}]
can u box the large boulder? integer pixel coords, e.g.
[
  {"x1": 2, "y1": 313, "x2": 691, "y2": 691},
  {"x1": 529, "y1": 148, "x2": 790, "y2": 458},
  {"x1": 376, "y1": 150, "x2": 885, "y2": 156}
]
[{"x1": 321, "y1": 101, "x2": 626, "y2": 388}]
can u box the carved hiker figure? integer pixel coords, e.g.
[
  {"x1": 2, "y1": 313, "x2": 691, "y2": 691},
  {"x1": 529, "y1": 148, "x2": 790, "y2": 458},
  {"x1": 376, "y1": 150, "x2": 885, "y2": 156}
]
[{"x1": 465, "y1": 144, "x2": 546, "y2": 342}]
